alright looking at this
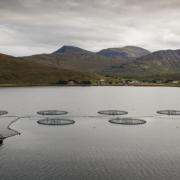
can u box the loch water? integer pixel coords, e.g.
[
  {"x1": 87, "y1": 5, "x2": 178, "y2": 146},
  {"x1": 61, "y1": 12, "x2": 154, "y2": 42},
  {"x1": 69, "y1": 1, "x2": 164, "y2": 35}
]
[{"x1": 0, "y1": 86, "x2": 180, "y2": 180}]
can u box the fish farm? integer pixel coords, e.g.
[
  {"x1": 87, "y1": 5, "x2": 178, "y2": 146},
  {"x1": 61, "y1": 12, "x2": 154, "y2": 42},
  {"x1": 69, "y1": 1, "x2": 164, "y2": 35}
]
[
  {"x1": 3, "y1": 108, "x2": 180, "y2": 145},
  {"x1": 37, "y1": 110, "x2": 68, "y2": 116},
  {"x1": 109, "y1": 118, "x2": 146, "y2": 125},
  {"x1": 98, "y1": 110, "x2": 128, "y2": 116},
  {"x1": 37, "y1": 118, "x2": 75, "y2": 125},
  {"x1": 157, "y1": 110, "x2": 180, "y2": 115},
  {"x1": 0, "y1": 110, "x2": 8, "y2": 116}
]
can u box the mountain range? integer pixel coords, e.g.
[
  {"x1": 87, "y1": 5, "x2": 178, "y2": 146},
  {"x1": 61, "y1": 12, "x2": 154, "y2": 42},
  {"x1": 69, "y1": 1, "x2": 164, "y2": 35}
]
[{"x1": 1, "y1": 45, "x2": 180, "y2": 85}]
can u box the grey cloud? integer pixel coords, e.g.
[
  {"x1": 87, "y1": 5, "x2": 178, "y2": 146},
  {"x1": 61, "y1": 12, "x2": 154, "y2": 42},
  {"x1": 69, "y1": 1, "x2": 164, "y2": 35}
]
[{"x1": 0, "y1": 0, "x2": 180, "y2": 56}]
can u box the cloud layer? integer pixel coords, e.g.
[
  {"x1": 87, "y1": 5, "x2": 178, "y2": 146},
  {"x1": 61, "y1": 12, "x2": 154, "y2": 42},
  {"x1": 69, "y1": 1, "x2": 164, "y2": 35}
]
[{"x1": 0, "y1": 0, "x2": 180, "y2": 56}]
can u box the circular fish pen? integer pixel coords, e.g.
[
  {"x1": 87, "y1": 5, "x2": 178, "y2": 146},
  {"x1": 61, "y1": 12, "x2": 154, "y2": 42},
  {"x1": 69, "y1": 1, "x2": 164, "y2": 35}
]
[
  {"x1": 0, "y1": 110, "x2": 8, "y2": 116},
  {"x1": 157, "y1": 110, "x2": 180, "y2": 115},
  {"x1": 109, "y1": 118, "x2": 146, "y2": 125},
  {"x1": 37, "y1": 118, "x2": 75, "y2": 126},
  {"x1": 37, "y1": 110, "x2": 68, "y2": 116},
  {"x1": 98, "y1": 110, "x2": 128, "y2": 116}
]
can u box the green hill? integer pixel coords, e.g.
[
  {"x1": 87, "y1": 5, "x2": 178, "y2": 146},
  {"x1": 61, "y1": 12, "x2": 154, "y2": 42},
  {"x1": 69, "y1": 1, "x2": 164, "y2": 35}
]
[{"x1": 0, "y1": 53, "x2": 99, "y2": 86}]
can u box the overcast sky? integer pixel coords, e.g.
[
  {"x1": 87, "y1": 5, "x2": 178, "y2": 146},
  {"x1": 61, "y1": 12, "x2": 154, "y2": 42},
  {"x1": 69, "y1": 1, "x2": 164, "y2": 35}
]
[{"x1": 0, "y1": 0, "x2": 180, "y2": 56}]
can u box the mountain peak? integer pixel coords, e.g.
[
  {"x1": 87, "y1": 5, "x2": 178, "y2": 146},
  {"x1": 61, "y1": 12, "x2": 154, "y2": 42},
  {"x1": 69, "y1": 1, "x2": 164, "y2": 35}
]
[
  {"x1": 97, "y1": 46, "x2": 150, "y2": 58},
  {"x1": 53, "y1": 45, "x2": 90, "y2": 54}
]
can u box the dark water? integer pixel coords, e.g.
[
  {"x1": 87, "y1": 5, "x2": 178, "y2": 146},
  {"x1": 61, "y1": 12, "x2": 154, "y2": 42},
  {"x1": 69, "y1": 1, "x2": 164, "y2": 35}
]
[{"x1": 1, "y1": 86, "x2": 180, "y2": 180}]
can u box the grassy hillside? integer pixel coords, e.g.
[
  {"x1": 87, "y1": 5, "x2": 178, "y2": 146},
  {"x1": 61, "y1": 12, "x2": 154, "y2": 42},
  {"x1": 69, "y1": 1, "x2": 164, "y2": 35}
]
[
  {"x1": 0, "y1": 53, "x2": 99, "y2": 85},
  {"x1": 22, "y1": 53, "x2": 127, "y2": 74}
]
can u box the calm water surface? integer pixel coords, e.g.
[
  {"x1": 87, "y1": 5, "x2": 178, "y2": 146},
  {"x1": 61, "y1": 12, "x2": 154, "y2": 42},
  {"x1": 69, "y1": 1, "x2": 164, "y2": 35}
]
[{"x1": 0, "y1": 86, "x2": 180, "y2": 180}]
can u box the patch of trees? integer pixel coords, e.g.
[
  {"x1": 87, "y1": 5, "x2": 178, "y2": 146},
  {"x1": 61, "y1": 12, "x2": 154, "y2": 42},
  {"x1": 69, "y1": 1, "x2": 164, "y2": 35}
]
[
  {"x1": 56, "y1": 80, "x2": 92, "y2": 85},
  {"x1": 56, "y1": 80, "x2": 68, "y2": 85}
]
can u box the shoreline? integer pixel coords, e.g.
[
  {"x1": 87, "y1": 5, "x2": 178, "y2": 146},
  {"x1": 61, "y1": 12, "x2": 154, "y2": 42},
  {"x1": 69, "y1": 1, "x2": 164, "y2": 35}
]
[{"x1": 0, "y1": 83, "x2": 180, "y2": 88}]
